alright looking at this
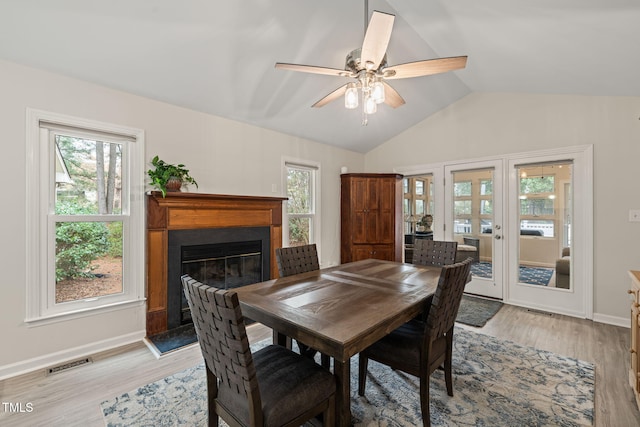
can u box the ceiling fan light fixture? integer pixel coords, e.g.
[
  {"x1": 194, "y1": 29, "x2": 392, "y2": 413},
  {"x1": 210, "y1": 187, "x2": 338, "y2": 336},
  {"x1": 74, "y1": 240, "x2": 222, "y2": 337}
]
[
  {"x1": 345, "y1": 83, "x2": 359, "y2": 109},
  {"x1": 371, "y1": 80, "x2": 385, "y2": 104},
  {"x1": 364, "y1": 94, "x2": 377, "y2": 115}
]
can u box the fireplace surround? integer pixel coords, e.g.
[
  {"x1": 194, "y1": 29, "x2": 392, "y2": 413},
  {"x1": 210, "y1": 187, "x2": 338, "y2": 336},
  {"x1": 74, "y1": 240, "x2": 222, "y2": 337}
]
[{"x1": 146, "y1": 192, "x2": 286, "y2": 336}]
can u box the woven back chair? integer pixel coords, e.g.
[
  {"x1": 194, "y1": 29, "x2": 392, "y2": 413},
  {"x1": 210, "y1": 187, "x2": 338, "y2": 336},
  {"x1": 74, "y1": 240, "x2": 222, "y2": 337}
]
[
  {"x1": 358, "y1": 257, "x2": 473, "y2": 427},
  {"x1": 412, "y1": 240, "x2": 458, "y2": 267},
  {"x1": 275, "y1": 244, "x2": 320, "y2": 277},
  {"x1": 274, "y1": 244, "x2": 330, "y2": 369},
  {"x1": 182, "y1": 275, "x2": 335, "y2": 427}
]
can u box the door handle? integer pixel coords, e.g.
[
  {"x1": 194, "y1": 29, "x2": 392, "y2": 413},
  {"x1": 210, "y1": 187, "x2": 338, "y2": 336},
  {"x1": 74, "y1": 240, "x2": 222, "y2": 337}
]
[{"x1": 495, "y1": 235, "x2": 502, "y2": 240}]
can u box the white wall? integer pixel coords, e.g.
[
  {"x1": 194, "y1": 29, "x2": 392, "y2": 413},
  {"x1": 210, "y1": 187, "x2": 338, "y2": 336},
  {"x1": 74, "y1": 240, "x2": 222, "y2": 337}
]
[
  {"x1": 0, "y1": 60, "x2": 363, "y2": 376},
  {"x1": 365, "y1": 92, "x2": 640, "y2": 323}
]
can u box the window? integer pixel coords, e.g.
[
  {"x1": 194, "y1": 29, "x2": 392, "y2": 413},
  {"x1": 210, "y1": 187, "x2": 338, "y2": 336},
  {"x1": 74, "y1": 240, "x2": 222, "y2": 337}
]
[
  {"x1": 26, "y1": 109, "x2": 145, "y2": 323},
  {"x1": 518, "y1": 173, "x2": 556, "y2": 237},
  {"x1": 403, "y1": 175, "x2": 434, "y2": 234},
  {"x1": 284, "y1": 162, "x2": 319, "y2": 247}
]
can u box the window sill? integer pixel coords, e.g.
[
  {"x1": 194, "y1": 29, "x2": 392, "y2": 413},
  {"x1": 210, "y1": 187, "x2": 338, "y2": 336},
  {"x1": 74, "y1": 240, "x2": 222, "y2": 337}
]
[{"x1": 25, "y1": 298, "x2": 146, "y2": 327}]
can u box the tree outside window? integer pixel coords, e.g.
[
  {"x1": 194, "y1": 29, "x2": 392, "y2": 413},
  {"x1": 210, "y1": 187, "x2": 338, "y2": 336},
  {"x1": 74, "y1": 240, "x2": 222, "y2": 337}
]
[
  {"x1": 54, "y1": 135, "x2": 124, "y2": 303},
  {"x1": 286, "y1": 163, "x2": 317, "y2": 246}
]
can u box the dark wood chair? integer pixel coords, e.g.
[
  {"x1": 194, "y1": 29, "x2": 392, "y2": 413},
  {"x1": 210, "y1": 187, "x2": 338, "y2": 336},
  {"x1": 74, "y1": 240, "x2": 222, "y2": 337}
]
[
  {"x1": 182, "y1": 275, "x2": 336, "y2": 427},
  {"x1": 275, "y1": 243, "x2": 320, "y2": 277},
  {"x1": 412, "y1": 239, "x2": 458, "y2": 267},
  {"x1": 274, "y1": 244, "x2": 330, "y2": 369},
  {"x1": 357, "y1": 257, "x2": 474, "y2": 427}
]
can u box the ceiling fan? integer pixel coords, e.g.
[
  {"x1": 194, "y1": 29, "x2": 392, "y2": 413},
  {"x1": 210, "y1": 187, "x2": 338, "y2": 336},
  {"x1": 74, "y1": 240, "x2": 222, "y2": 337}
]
[{"x1": 275, "y1": 1, "x2": 468, "y2": 125}]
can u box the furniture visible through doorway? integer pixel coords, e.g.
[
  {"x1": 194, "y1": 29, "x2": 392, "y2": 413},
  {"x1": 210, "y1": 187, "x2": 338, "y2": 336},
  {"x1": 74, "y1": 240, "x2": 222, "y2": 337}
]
[
  {"x1": 235, "y1": 259, "x2": 442, "y2": 427},
  {"x1": 456, "y1": 237, "x2": 480, "y2": 263}
]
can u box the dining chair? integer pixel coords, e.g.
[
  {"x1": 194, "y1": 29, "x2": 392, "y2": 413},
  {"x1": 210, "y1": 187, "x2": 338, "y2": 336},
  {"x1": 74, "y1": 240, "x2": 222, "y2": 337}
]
[
  {"x1": 182, "y1": 275, "x2": 336, "y2": 427},
  {"x1": 275, "y1": 243, "x2": 331, "y2": 369},
  {"x1": 412, "y1": 239, "x2": 458, "y2": 267},
  {"x1": 357, "y1": 257, "x2": 474, "y2": 427}
]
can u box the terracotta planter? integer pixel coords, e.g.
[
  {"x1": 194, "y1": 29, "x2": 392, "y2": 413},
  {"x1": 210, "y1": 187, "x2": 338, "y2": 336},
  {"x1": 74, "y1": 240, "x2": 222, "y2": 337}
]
[{"x1": 165, "y1": 177, "x2": 183, "y2": 192}]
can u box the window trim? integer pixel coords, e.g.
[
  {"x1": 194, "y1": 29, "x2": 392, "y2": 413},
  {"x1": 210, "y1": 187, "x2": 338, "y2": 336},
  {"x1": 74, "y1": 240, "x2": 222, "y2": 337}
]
[
  {"x1": 25, "y1": 108, "x2": 146, "y2": 325},
  {"x1": 282, "y1": 158, "x2": 321, "y2": 256}
]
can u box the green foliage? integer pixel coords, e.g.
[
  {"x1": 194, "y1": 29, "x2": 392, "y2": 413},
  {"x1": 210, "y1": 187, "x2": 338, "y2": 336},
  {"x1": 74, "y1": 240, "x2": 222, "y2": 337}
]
[
  {"x1": 520, "y1": 176, "x2": 554, "y2": 194},
  {"x1": 55, "y1": 200, "x2": 110, "y2": 281},
  {"x1": 286, "y1": 167, "x2": 312, "y2": 245},
  {"x1": 106, "y1": 222, "x2": 123, "y2": 257},
  {"x1": 147, "y1": 155, "x2": 198, "y2": 197}
]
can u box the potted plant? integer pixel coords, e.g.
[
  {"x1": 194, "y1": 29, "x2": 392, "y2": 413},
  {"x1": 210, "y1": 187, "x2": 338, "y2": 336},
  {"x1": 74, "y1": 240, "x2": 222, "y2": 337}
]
[{"x1": 147, "y1": 155, "x2": 198, "y2": 197}]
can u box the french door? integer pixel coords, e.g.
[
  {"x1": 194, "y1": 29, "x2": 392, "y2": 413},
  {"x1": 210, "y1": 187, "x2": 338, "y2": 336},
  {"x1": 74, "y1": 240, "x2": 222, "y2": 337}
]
[
  {"x1": 506, "y1": 147, "x2": 592, "y2": 318},
  {"x1": 444, "y1": 160, "x2": 504, "y2": 299}
]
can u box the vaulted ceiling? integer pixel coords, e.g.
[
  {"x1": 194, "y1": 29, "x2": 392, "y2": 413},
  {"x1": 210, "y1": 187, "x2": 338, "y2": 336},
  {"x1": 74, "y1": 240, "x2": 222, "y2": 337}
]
[{"x1": 1, "y1": 0, "x2": 639, "y2": 153}]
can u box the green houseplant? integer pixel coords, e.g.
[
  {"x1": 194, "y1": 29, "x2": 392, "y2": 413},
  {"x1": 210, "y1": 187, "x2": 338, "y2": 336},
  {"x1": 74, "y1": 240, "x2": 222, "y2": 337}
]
[{"x1": 147, "y1": 155, "x2": 198, "y2": 197}]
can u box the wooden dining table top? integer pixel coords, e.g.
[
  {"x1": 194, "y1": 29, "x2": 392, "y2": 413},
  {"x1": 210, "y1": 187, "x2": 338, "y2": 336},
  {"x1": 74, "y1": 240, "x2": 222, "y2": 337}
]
[{"x1": 235, "y1": 258, "x2": 442, "y2": 426}]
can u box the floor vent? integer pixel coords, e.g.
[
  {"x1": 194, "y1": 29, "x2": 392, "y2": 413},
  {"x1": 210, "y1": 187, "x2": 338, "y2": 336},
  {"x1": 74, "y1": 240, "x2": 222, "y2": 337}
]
[
  {"x1": 47, "y1": 357, "x2": 92, "y2": 375},
  {"x1": 526, "y1": 308, "x2": 554, "y2": 316}
]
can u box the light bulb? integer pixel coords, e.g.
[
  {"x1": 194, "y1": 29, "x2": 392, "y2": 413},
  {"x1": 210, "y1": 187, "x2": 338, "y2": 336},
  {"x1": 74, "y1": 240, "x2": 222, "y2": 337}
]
[
  {"x1": 345, "y1": 83, "x2": 358, "y2": 109},
  {"x1": 364, "y1": 94, "x2": 377, "y2": 115},
  {"x1": 371, "y1": 81, "x2": 385, "y2": 104}
]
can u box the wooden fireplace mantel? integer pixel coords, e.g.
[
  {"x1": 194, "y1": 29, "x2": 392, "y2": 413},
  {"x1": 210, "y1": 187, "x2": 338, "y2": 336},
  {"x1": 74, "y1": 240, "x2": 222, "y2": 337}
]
[{"x1": 146, "y1": 191, "x2": 287, "y2": 335}]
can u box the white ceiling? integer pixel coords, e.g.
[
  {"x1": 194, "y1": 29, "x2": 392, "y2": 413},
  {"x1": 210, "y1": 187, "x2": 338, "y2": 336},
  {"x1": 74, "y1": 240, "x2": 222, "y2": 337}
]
[{"x1": 1, "y1": 0, "x2": 639, "y2": 153}]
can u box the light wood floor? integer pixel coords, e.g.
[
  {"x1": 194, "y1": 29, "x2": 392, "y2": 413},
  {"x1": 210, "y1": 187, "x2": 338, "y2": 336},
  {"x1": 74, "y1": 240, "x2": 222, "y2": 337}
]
[{"x1": 1, "y1": 305, "x2": 638, "y2": 427}]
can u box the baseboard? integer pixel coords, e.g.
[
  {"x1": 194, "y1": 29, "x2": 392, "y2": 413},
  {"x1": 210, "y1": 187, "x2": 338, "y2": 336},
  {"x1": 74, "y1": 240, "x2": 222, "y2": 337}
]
[
  {"x1": 592, "y1": 312, "x2": 629, "y2": 328},
  {"x1": 0, "y1": 330, "x2": 146, "y2": 381}
]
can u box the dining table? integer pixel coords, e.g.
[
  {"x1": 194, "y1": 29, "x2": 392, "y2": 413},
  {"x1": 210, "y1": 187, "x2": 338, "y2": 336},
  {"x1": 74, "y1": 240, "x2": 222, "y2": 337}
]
[{"x1": 234, "y1": 258, "x2": 443, "y2": 427}]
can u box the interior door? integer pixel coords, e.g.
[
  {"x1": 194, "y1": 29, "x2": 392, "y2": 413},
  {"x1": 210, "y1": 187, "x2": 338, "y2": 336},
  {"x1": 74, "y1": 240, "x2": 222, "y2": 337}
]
[
  {"x1": 506, "y1": 153, "x2": 590, "y2": 318},
  {"x1": 445, "y1": 160, "x2": 504, "y2": 299}
]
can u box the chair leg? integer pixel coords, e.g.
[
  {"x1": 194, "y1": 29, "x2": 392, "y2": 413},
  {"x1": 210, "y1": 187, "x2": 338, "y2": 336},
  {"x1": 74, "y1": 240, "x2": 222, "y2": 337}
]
[
  {"x1": 358, "y1": 354, "x2": 368, "y2": 396},
  {"x1": 445, "y1": 333, "x2": 454, "y2": 396},
  {"x1": 206, "y1": 369, "x2": 219, "y2": 427},
  {"x1": 323, "y1": 394, "x2": 335, "y2": 427},
  {"x1": 419, "y1": 372, "x2": 431, "y2": 427}
]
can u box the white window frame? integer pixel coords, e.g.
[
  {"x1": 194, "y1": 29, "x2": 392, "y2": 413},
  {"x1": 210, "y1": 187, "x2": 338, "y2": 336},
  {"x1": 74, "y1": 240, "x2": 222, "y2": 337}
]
[
  {"x1": 25, "y1": 109, "x2": 145, "y2": 325},
  {"x1": 282, "y1": 159, "x2": 321, "y2": 253}
]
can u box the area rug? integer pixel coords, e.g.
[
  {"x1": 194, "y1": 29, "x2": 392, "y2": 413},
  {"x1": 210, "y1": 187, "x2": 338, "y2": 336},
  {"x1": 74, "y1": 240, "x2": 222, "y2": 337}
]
[
  {"x1": 101, "y1": 328, "x2": 594, "y2": 427},
  {"x1": 471, "y1": 262, "x2": 554, "y2": 286},
  {"x1": 456, "y1": 294, "x2": 503, "y2": 327}
]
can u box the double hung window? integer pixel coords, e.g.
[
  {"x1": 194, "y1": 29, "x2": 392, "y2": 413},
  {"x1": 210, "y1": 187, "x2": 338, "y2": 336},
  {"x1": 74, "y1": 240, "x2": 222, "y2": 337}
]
[{"x1": 26, "y1": 110, "x2": 145, "y2": 323}]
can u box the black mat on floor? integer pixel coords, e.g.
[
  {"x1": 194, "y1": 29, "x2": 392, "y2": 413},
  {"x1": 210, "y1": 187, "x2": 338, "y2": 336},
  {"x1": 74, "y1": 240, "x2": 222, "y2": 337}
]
[
  {"x1": 147, "y1": 323, "x2": 198, "y2": 355},
  {"x1": 456, "y1": 294, "x2": 503, "y2": 327}
]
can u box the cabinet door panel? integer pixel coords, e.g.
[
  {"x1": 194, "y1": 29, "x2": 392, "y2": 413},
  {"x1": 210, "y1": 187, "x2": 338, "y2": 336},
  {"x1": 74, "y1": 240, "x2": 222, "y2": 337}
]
[
  {"x1": 377, "y1": 178, "x2": 396, "y2": 244},
  {"x1": 352, "y1": 178, "x2": 369, "y2": 243}
]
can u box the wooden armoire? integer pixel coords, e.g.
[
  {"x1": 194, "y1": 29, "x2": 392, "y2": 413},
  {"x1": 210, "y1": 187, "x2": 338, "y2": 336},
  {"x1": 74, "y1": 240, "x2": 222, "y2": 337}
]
[{"x1": 340, "y1": 173, "x2": 404, "y2": 263}]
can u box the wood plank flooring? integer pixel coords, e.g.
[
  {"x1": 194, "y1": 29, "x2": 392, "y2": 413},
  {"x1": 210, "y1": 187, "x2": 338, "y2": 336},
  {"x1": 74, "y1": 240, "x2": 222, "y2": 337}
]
[{"x1": 0, "y1": 305, "x2": 638, "y2": 427}]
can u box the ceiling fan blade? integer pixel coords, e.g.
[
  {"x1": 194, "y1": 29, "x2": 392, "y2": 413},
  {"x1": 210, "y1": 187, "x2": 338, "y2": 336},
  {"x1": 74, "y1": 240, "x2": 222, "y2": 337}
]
[
  {"x1": 360, "y1": 11, "x2": 395, "y2": 71},
  {"x1": 275, "y1": 63, "x2": 352, "y2": 77},
  {"x1": 312, "y1": 84, "x2": 348, "y2": 108},
  {"x1": 382, "y1": 82, "x2": 405, "y2": 108},
  {"x1": 383, "y1": 56, "x2": 468, "y2": 80}
]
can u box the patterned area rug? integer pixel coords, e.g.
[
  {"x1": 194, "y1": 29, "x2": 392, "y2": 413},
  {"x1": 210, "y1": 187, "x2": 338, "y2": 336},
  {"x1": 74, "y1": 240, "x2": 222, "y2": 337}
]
[
  {"x1": 456, "y1": 294, "x2": 503, "y2": 327},
  {"x1": 101, "y1": 328, "x2": 594, "y2": 426},
  {"x1": 471, "y1": 262, "x2": 554, "y2": 286}
]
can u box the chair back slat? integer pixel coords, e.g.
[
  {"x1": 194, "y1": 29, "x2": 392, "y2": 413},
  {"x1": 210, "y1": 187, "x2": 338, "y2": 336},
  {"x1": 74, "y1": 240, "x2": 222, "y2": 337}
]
[
  {"x1": 182, "y1": 275, "x2": 260, "y2": 401},
  {"x1": 412, "y1": 240, "x2": 458, "y2": 267},
  {"x1": 275, "y1": 243, "x2": 320, "y2": 277},
  {"x1": 425, "y1": 257, "x2": 473, "y2": 339}
]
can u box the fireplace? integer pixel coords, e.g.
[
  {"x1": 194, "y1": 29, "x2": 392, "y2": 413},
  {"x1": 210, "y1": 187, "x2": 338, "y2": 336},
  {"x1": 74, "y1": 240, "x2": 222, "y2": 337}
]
[
  {"x1": 166, "y1": 227, "x2": 270, "y2": 330},
  {"x1": 146, "y1": 192, "x2": 286, "y2": 336}
]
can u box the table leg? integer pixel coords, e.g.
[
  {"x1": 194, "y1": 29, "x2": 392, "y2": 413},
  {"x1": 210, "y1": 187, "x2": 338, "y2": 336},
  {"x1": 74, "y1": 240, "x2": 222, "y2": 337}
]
[
  {"x1": 334, "y1": 359, "x2": 352, "y2": 427},
  {"x1": 272, "y1": 330, "x2": 292, "y2": 349}
]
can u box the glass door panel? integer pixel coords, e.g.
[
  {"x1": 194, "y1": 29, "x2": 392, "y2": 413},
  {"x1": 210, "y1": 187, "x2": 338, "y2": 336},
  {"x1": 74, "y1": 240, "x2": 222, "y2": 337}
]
[{"x1": 445, "y1": 161, "x2": 503, "y2": 299}]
